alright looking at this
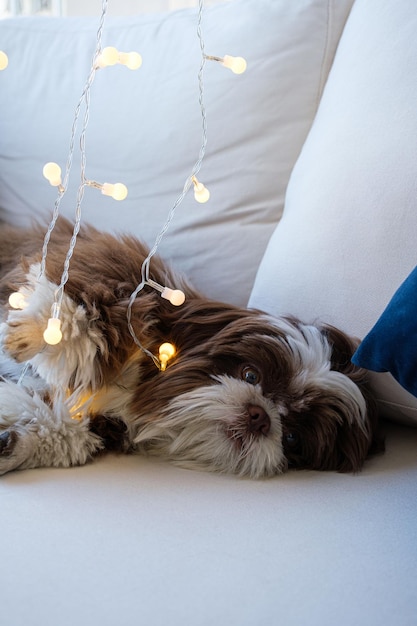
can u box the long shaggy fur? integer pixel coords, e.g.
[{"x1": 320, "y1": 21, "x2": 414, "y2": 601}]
[{"x1": 0, "y1": 218, "x2": 381, "y2": 478}]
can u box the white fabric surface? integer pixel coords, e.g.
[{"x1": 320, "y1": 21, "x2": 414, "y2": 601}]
[
  {"x1": 0, "y1": 0, "x2": 354, "y2": 306},
  {"x1": 1, "y1": 421, "x2": 416, "y2": 626},
  {"x1": 249, "y1": 0, "x2": 417, "y2": 424}
]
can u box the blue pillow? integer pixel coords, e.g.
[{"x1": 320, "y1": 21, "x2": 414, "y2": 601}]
[{"x1": 352, "y1": 266, "x2": 417, "y2": 397}]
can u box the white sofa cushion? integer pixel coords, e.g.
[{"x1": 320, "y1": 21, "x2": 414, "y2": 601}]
[
  {"x1": 2, "y1": 421, "x2": 417, "y2": 626},
  {"x1": 249, "y1": 0, "x2": 417, "y2": 425},
  {"x1": 0, "y1": 0, "x2": 354, "y2": 306}
]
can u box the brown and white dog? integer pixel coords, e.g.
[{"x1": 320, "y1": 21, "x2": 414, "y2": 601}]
[{"x1": 0, "y1": 218, "x2": 380, "y2": 477}]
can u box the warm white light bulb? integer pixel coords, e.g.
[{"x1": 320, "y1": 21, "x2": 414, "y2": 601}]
[
  {"x1": 101, "y1": 182, "x2": 128, "y2": 201},
  {"x1": 97, "y1": 46, "x2": 119, "y2": 68},
  {"x1": 0, "y1": 50, "x2": 8, "y2": 71},
  {"x1": 118, "y1": 51, "x2": 142, "y2": 70},
  {"x1": 158, "y1": 342, "x2": 176, "y2": 371},
  {"x1": 43, "y1": 317, "x2": 62, "y2": 345},
  {"x1": 8, "y1": 292, "x2": 27, "y2": 310},
  {"x1": 43, "y1": 162, "x2": 62, "y2": 187},
  {"x1": 222, "y1": 55, "x2": 247, "y2": 74},
  {"x1": 97, "y1": 47, "x2": 142, "y2": 70},
  {"x1": 161, "y1": 287, "x2": 186, "y2": 307},
  {"x1": 193, "y1": 181, "x2": 210, "y2": 203}
]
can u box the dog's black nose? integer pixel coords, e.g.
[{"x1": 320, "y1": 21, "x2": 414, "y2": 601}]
[{"x1": 246, "y1": 405, "x2": 271, "y2": 436}]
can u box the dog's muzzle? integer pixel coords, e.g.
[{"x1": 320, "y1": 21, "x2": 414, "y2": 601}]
[{"x1": 246, "y1": 404, "x2": 271, "y2": 436}]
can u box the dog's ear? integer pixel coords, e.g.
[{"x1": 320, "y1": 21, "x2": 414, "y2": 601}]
[
  {"x1": 320, "y1": 323, "x2": 360, "y2": 376},
  {"x1": 284, "y1": 390, "x2": 379, "y2": 474},
  {"x1": 283, "y1": 322, "x2": 382, "y2": 473},
  {"x1": 320, "y1": 323, "x2": 384, "y2": 469},
  {"x1": 325, "y1": 406, "x2": 379, "y2": 473}
]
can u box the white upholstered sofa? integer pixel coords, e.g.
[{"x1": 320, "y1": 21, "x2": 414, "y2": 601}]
[{"x1": 0, "y1": 1, "x2": 416, "y2": 624}]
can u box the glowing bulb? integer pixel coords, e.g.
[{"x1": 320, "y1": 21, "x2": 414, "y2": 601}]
[
  {"x1": 192, "y1": 177, "x2": 210, "y2": 203},
  {"x1": 43, "y1": 162, "x2": 62, "y2": 187},
  {"x1": 43, "y1": 317, "x2": 62, "y2": 345},
  {"x1": 101, "y1": 182, "x2": 128, "y2": 201},
  {"x1": 118, "y1": 51, "x2": 142, "y2": 70},
  {"x1": 0, "y1": 50, "x2": 8, "y2": 71},
  {"x1": 96, "y1": 46, "x2": 119, "y2": 68},
  {"x1": 96, "y1": 47, "x2": 142, "y2": 70},
  {"x1": 161, "y1": 287, "x2": 186, "y2": 306},
  {"x1": 146, "y1": 279, "x2": 186, "y2": 306},
  {"x1": 158, "y1": 342, "x2": 176, "y2": 371},
  {"x1": 222, "y1": 55, "x2": 247, "y2": 74},
  {"x1": 8, "y1": 292, "x2": 27, "y2": 310}
]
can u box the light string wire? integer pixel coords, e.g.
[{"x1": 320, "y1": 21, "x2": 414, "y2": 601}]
[
  {"x1": 126, "y1": 0, "x2": 208, "y2": 368},
  {"x1": 38, "y1": 0, "x2": 109, "y2": 315},
  {"x1": 33, "y1": 0, "x2": 207, "y2": 369}
]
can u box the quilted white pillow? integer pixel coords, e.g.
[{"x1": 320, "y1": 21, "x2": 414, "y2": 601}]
[
  {"x1": 249, "y1": 0, "x2": 417, "y2": 424},
  {"x1": 0, "y1": 0, "x2": 354, "y2": 306}
]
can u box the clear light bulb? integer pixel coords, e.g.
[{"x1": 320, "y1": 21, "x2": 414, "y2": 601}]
[
  {"x1": 161, "y1": 287, "x2": 186, "y2": 307},
  {"x1": 8, "y1": 292, "x2": 27, "y2": 310},
  {"x1": 43, "y1": 317, "x2": 62, "y2": 345},
  {"x1": 0, "y1": 50, "x2": 8, "y2": 71},
  {"x1": 222, "y1": 55, "x2": 247, "y2": 74},
  {"x1": 101, "y1": 182, "x2": 128, "y2": 201},
  {"x1": 158, "y1": 342, "x2": 176, "y2": 371},
  {"x1": 118, "y1": 51, "x2": 142, "y2": 70},
  {"x1": 43, "y1": 162, "x2": 62, "y2": 187}
]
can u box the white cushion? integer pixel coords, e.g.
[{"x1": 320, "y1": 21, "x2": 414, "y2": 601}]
[
  {"x1": 0, "y1": 0, "x2": 354, "y2": 306},
  {"x1": 249, "y1": 0, "x2": 417, "y2": 425}
]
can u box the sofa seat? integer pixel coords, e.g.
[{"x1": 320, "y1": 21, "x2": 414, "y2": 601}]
[{"x1": 2, "y1": 420, "x2": 416, "y2": 626}]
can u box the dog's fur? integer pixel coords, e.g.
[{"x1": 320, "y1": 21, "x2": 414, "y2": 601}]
[{"x1": 0, "y1": 218, "x2": 381, "y2": 478}]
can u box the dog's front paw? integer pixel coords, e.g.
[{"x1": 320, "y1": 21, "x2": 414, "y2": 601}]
[{"x1": 1, "y1": 316, "x2": 46, "y2": 362}]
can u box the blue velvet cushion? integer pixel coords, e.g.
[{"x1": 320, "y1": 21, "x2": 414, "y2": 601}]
[{"x1": 352, "y1": 266, "x2": 417, "y2": 397}]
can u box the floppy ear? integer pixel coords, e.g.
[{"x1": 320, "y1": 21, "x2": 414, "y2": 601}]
[
  {"x1": 284, "y1": 388, "x2": 381, "y2": 474},
  {"x1": 321, "y1": 323, "x2": 384, "y2": 466},
  {"x1": 321, "y1": 323, "x2": 361, "y2": 376},
  {"x1": 329, "y1": 406, "x2": 380, "y2": 473}
]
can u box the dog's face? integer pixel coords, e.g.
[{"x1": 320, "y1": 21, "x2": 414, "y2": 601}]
[{"x1": 128, "y1": 303, "x2": 378, "y2": 478}]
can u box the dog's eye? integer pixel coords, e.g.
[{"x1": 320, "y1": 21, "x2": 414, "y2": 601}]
[
  {"x1": 284, "y1": 432, "x2": 299, "y2": 448},
  {"x1": 241, "y1": 366, "x2": 260, "y2": 385}
]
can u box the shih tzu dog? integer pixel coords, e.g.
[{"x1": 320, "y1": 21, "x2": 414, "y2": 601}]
[{"x1": 0, "y1": 218, "x2": 380, "y2": 478}]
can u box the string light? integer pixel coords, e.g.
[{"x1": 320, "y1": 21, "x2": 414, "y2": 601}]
[
  {"x1": 96, "y1": 46, "x2": 142, "y2": 70},
  {"x1": 100, "y1": 182, "x2": 128, "y2": 200},
  {"x1": 126, "y1": 0, "x2": 210, "y2": 363},
  {"x1": 191, "y1": 175, "x2": 210, "y2": 203},
  {"x1": 31, "y1": 0, "x2": 247, "y2": 369},
  {"x1": 158, "y1": 342, "x2": 176, "y2": 371},
  {"x1": 38, "y1": 0, "x2": 114, "y2": 346},
  {"x1": 118, "y1": 51, "x2": 142, "y2": 70},
  {"x1": 205, "y1": 53, "x2": 247, "y2": 74},
  {"x1": 96, "y1": 45, "x2": 118, "y2": 67},
  {"x1": 43, "y1": 303, "x2": 63, "y2": 345},
  {"x1": 43, "y1": 162, "x2": 64, "y2": 190},
  {"x1": 84, "y1": 179, "x2": 128, "y2": 200},
  {"x1": 146, "y1": 279, "x2": 186, "y2": 306},
  {"x1": 8, "y1": 292, "x2": 27, "y2": 310},
  {"x1": 0, "y1": 50, "x2": 8, "y2": 70}
]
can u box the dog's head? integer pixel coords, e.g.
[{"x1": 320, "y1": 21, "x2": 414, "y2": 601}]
[{"x1": 130, "y1": 302, "x2": 380, "y2": 478}]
